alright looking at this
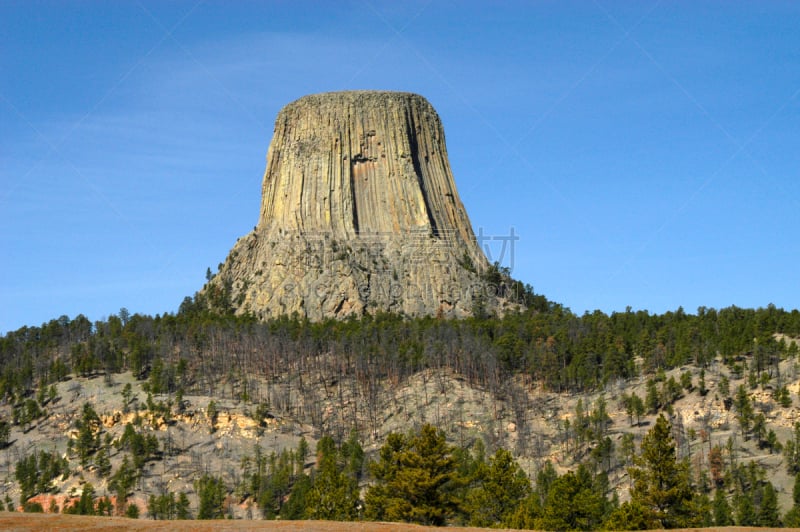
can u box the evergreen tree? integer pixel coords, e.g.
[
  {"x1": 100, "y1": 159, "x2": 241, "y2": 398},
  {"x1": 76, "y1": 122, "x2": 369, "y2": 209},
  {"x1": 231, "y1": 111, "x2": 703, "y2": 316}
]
[
  {"x1": 628, "y1": 414, "x2": 699, "y2": 528},
  {"x1": 631, "y1": 394, "x2": 645, "y2": 426},
  {"x1": 507, "y1": 460, "x2": 556, "y2": 529},
  {"x1": 785, "y1": 504, "x2": 800, "y2": 528},
  {"x1": 733, "y1": 385, "x2": 753, "y2": 439},
  {"x1": 206, "y1": 400, "x2": 219, "y2": 434},
  {"x1": 0, "y1": 420, "x2": 10, "y2": 447},
  {"x1": 125, "y1": 503, "x2": 140, "y2": 518},
  {"x1": 507, "y1": 493, "x2": 541, "y2": 529},
  {"x1": 452, "y1": 440, "x2": 486, "y2": 505},
  {"x1": 148, "y1": 492, "x2": 178, "y2": 520},
  {"x1": 718, "y1": 375, "x2": 730, "y2": 398},
  {"x1": 602, "y1": 500, "x2": 659, "y2": 531},
  {"x1": 341, "y1": 429, "x2": 365, "y2": 480},
  {"x1": 109, "y1": 454, "x2": 138, "y2": 515},
  {"x1": 793, "y1": 471, "x2": 800, "y2": 507},
  {"x1": 590, "y1": 396, "x2": 611, "y2": 439},
  {"x1": 95, "y1": 447, "x2": 111, "y2": 478},
  {"x1": 785, "y1": 422, "x2": 800, "y2": 473},
  {"x1": 534, "y1": 460, "x2": 558, "y2": 507},
  {"x1": 296, "y1": 436, "x2": 309, "y2": 473},
  {"x1": 96, "y1": 496, "x2": 113, "y2": 516},
  {"x1": 176, "y1": 492, "x2": 191, "y2": 519},
  {"x1": 698, "y1": 368, "x2": 708, "y2": 395},
  {"x1": 645, "y1": 379, "x2": 660, "y2": 413},
  {"x1": 196, "y1": 474, "x2": 227, "y2": 519},
  {"x1": 74, "y1": 402, "x2": 101, "y2": 467},
  {"x1": 463, "y1": 448, "x2": 531, "y2": 527},
  {"x1": 712, "y1": 488, "x2": 732, "y2": 526},
  {"x1": 305, "y1": 435, "x2": 360, "y2": 520},
  {"x1": 65, "y1": 483, "x2": 96, "y2": 515},
  {"x1": 365, "y1": 424, "x2": 461, "y2": 526},
  {"x1": 618, "y1": 433, "x2": 637, "y2": 467},
  {"x1": 365, "y1": 432, "x2": 405, "y2": 521},
  {"x1": 249, "y1": 446, "x2": 294, "y2": 519},
  {"x1": 147, "y1": 494, "x2": 159, "y2": 520},
  {"x1": 758, "y1": 481, "x2": 781, "y2": 527},
  {"x1": 22, "y1": 501, "x2": 44, "y2": 513},
  {"x1": 735, "y1": 491, "x2": 756, "y2": 526},
  {"x1": 536, "y1": 465, "x2": 609, "y2": 531},
  {"x1": 282, "y1": 474, "x2": 312, "y2": 520},
  {"x1": 15, "y1": 450, "x2": 69, "y2": 504}
]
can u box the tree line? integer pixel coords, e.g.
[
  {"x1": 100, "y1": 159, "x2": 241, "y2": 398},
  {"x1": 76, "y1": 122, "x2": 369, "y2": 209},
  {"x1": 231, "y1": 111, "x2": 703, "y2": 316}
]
[{"x1": 2, "y1": 298, "x2": 799, "y2": 407}]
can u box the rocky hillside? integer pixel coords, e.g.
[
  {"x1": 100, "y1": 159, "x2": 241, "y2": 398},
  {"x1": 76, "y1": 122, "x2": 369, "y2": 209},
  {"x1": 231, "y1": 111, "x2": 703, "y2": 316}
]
[{"x1": 2, "y1": 339, "x2": 800, "y2": 520}]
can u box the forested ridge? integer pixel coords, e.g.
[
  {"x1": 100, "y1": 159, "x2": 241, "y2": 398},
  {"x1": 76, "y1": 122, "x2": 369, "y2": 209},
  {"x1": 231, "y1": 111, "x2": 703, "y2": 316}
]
[
  {"x1": 3, "y1": 296, "x2": 800, "y2": 402},
  {"x1": 2, "y1": 296, "x2": 800, "y2": 528}
]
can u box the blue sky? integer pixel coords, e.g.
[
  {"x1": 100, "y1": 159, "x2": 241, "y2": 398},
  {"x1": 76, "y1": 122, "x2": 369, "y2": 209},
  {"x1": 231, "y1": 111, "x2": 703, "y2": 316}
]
[{"x1": 2, "y1": 1, "x2": 799, "y2": 333}]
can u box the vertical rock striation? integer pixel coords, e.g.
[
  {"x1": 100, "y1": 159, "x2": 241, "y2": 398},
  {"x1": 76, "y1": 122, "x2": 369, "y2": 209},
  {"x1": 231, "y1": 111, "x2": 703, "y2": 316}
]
[{"x1": 207, "y1": 91, "x2": 505, "y2": 320}]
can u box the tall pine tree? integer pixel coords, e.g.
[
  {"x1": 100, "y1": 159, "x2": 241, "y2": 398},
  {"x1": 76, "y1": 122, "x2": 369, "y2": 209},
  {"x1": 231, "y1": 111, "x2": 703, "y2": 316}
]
[
  {"x1": 463, "y1": 448, "x2": 531, "y2": 527},
  {"x1": 305, "y1": 435, "x2": 360, "y2": 520},
  {"x1": 627, "y1": 414, "x2": 701, "y2": 529},
  {"x1": 365, "y1": 424, "x2": 461, "y2": 526}
]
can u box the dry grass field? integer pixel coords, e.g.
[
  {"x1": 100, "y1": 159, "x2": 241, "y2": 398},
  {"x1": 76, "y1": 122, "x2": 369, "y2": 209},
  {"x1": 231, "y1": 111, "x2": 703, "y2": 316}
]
[
  {"x1": 0, "y1": 513, "x2": 796, "y2": 532},
  {"x1": 0, "y1": 513, "x2": 492, "y2": 531}
]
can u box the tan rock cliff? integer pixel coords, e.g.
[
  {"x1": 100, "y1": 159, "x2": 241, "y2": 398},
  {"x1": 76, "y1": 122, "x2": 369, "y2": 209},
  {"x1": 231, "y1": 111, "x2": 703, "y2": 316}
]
[{"x1": 208, "y1": 91, "x2": 502, "y2": 320}]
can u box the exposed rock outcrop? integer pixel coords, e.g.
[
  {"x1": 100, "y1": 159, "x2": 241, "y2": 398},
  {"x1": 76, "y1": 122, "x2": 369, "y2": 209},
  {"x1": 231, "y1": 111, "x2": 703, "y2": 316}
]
[{"x1": 207, "y1": 91, "x2": 503, "y2": 320}]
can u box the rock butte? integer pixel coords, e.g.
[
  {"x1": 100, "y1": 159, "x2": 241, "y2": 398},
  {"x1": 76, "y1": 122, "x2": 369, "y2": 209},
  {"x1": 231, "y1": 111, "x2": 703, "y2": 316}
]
[{"x1": 207, "y1": 90, "x2": 508, "y2": 320}]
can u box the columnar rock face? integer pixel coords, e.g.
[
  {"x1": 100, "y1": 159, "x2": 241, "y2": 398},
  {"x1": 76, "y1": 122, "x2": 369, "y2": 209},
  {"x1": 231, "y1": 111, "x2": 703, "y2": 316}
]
[{"x1": 208, "y1": 91, "x2": 501, "y2": 320}]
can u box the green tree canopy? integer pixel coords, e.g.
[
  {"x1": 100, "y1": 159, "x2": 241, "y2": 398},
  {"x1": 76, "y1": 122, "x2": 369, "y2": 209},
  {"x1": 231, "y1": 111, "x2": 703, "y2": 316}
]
[
  {"x1": 365, "y1": 424, "x2": 461, "y2": 526},
  {"x1": 712, "y1": 488, "x2": 733, "y2": 526},
  {"x1": 196, "y1": 474, "x2": 227, "y2": 519},
  {"x1": 463, "y1": 448, "x2": 531, "y2": 527},
  {"x1": 537, "y1": 464, "x2": 610, "y2": 531},
  {"x1": 627, "y1": 414, "x2": 701, "y2": 529},
  {"x1": 305, "y1": 435, "x2": 361, "y2": 521}
]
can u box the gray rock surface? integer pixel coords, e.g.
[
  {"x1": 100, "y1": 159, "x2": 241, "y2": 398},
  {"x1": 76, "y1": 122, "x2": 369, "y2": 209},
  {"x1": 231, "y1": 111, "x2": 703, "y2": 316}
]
[{"x1": 208, "y1": 91, "x2": 500, "y2": 320}]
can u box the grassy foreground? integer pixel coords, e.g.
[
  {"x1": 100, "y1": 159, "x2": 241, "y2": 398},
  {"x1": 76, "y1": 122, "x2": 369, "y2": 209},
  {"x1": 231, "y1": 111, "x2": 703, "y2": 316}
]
[{"x1": 0, "y1": 513, "x2": 793, "y2": 532}]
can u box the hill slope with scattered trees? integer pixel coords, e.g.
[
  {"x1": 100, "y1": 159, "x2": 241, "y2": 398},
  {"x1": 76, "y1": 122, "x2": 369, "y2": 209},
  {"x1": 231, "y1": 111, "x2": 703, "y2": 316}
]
[{"x1": 2, "y1": 297, "x2": 800, "y2": 528}]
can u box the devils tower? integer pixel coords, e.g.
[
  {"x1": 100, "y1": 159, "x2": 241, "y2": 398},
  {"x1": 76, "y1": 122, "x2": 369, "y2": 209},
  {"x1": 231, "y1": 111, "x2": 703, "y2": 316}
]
[{"x1": 206, "y1": 91, "x2": 505, "y2": 320}]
